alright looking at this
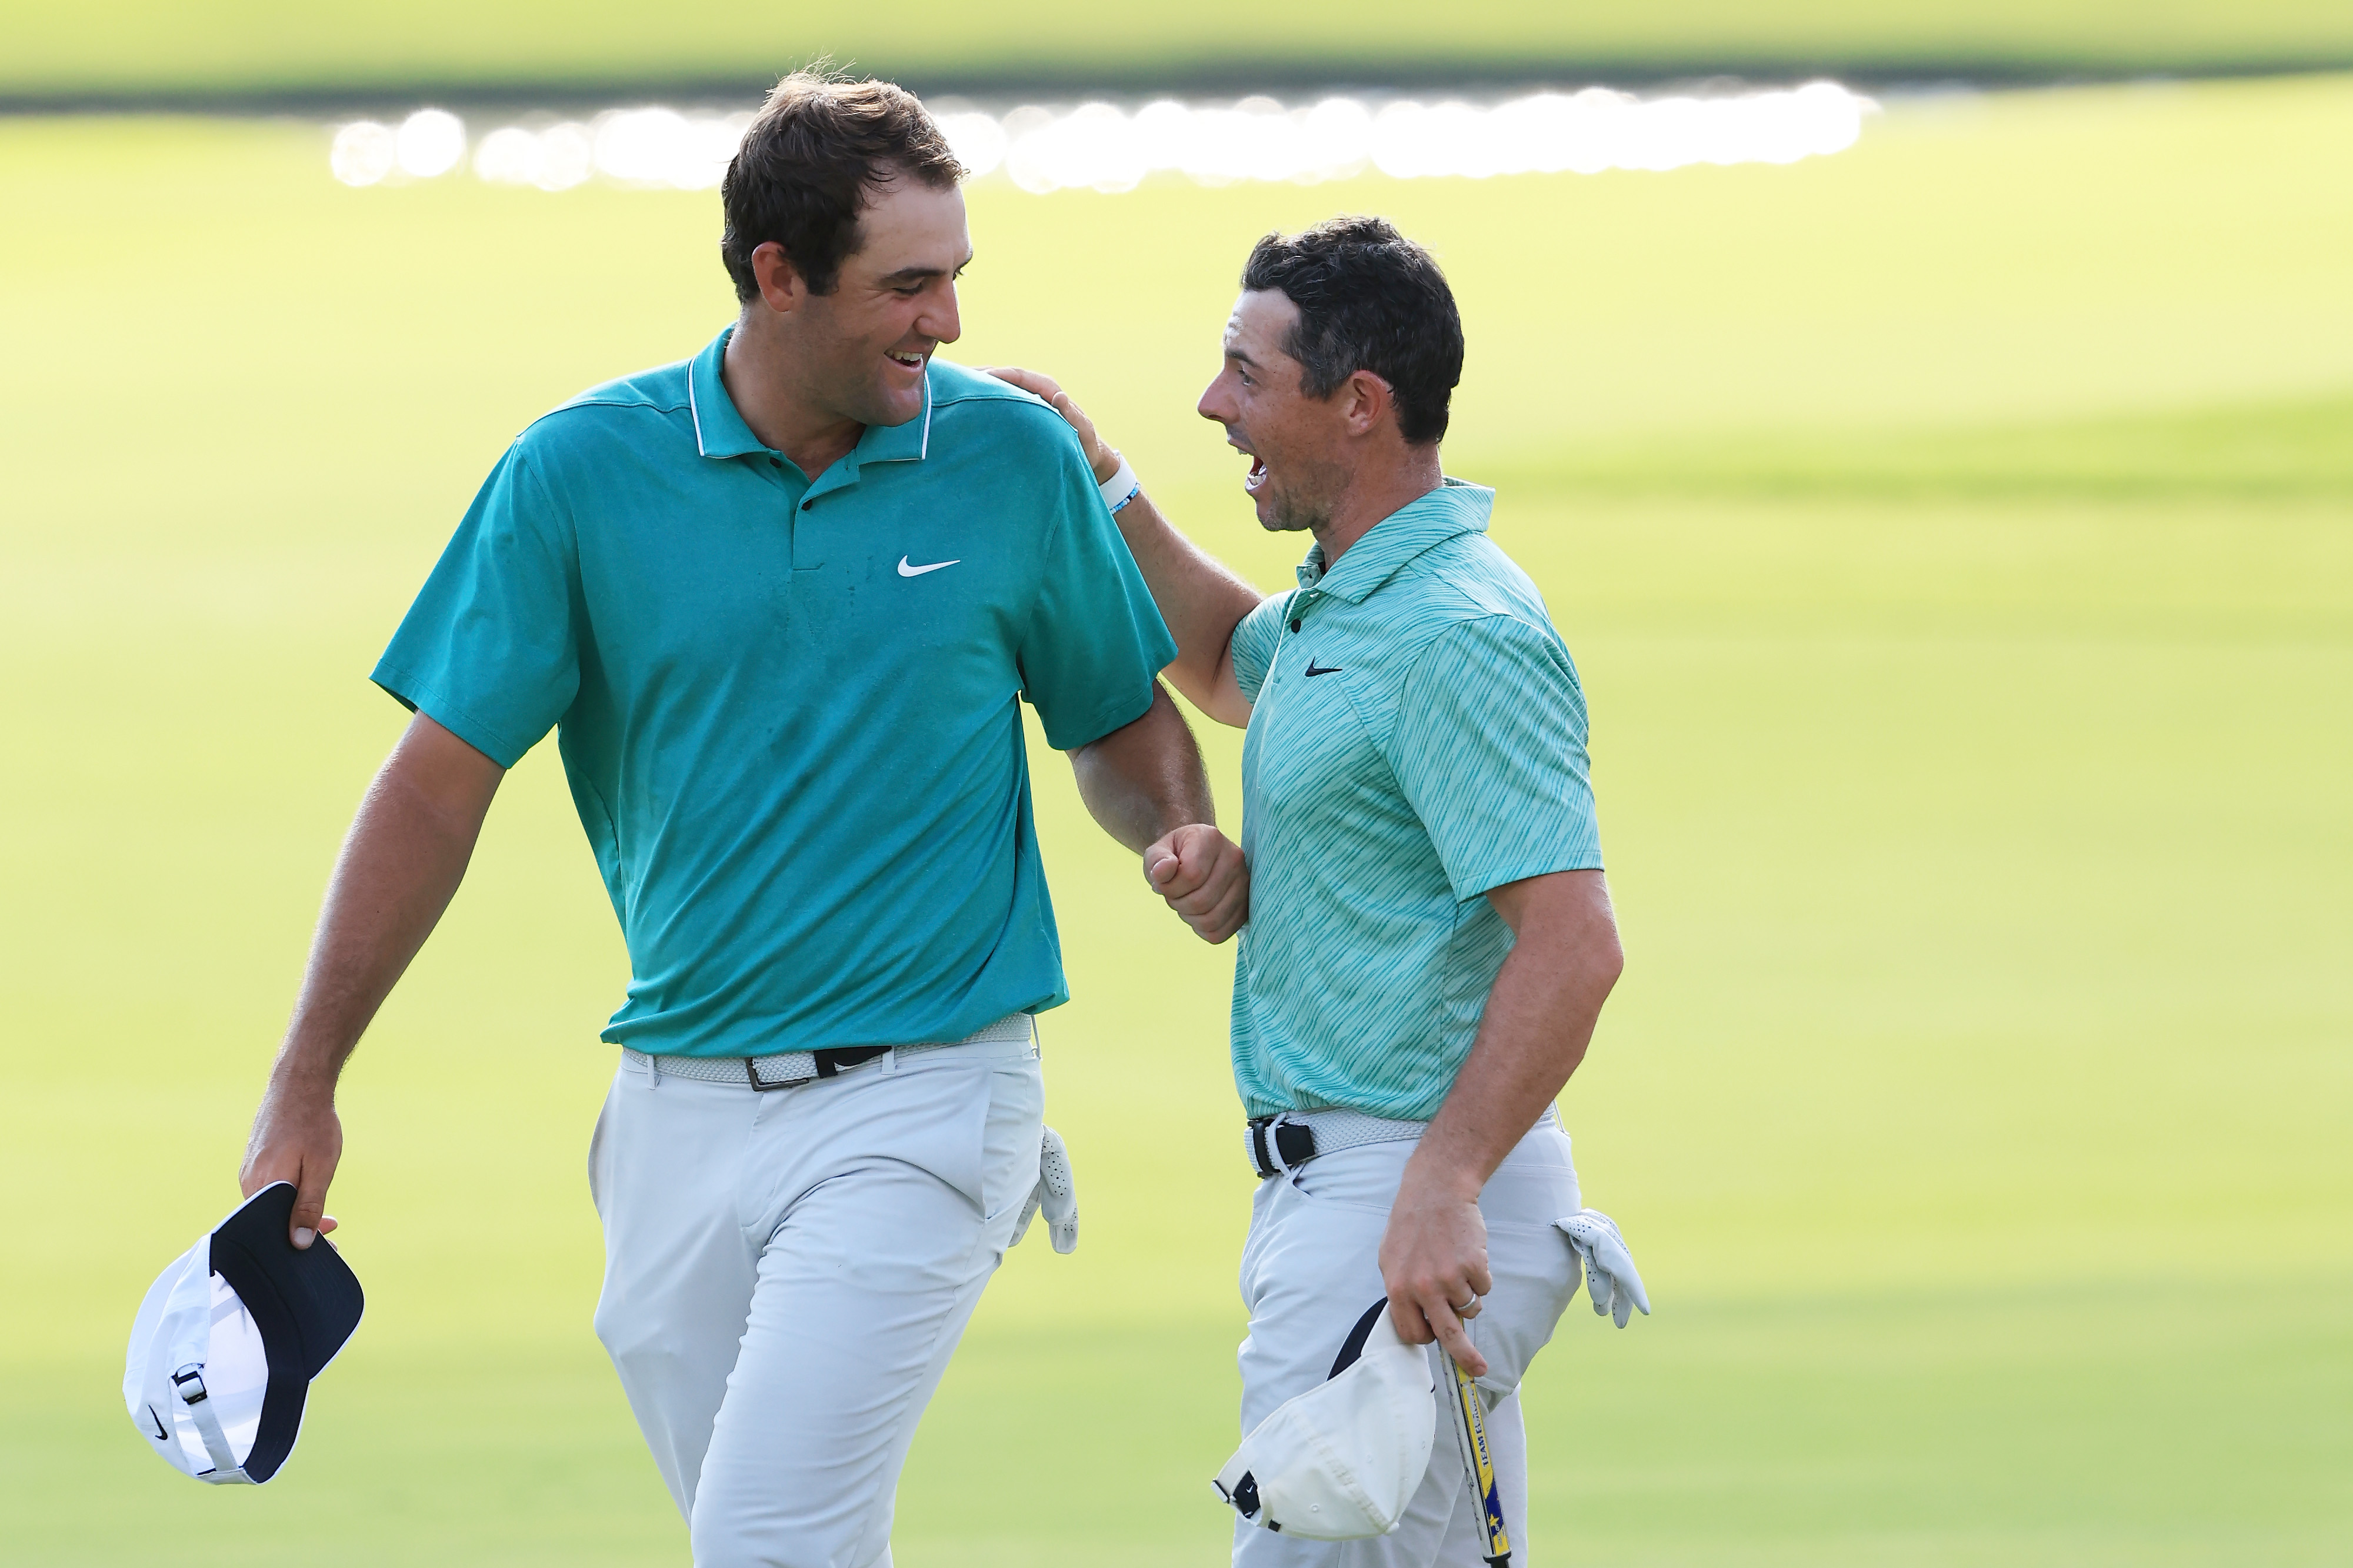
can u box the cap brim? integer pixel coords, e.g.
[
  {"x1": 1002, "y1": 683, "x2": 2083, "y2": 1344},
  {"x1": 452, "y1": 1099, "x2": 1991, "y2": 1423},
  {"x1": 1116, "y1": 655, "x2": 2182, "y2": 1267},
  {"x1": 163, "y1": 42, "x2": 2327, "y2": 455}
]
[{"x1": 209, "y1": 1183, "x2": 364, "y2": 1483}]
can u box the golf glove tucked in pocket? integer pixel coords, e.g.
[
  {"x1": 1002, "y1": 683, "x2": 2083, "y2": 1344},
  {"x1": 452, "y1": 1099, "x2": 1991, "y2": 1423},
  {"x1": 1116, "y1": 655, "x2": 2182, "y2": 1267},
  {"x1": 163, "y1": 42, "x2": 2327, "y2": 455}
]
[
  {"x1": 1557, "y1": 1209, "x2": 1651, "y2": 1328},
  {"x1": 1011, "y1": 1125, "x2": 1078, "y2": 1253}
]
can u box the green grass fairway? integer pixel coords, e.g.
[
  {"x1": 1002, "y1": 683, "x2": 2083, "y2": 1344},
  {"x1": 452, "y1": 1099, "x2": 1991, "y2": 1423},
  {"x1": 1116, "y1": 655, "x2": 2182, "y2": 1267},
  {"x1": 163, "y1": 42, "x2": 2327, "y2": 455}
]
[
  {"x1": 6, "y1": 0, "x2": 2353, "y2": 99},
  {"x1": 4, "y1": 76, "x2": 2349, "y2": 1565}
]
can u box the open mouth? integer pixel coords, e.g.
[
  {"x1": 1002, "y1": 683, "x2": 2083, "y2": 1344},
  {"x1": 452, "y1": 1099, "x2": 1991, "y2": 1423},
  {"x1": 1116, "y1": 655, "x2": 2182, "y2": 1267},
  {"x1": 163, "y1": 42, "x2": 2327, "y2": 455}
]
[
  {"x1": 886, "y1": 348, "x2": 927, "y2": 373},
  {"x1": 1235, "y1": 439, "x2": 1268, "y2": 494}
]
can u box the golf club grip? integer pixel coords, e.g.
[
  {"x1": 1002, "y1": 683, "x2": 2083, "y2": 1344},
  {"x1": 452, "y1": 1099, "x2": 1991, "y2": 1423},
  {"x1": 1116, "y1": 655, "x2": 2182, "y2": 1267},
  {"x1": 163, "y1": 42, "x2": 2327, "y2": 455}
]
[{"x1": 1449, "y1": 1357, "x2": 1512, "y2": 1566}]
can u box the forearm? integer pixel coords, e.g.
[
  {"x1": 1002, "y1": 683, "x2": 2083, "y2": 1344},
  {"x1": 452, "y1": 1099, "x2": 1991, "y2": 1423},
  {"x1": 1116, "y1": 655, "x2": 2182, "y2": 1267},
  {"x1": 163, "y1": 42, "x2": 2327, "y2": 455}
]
[
  {"x1": 242, "y1": 715, "x2": 502, "y2": 1237},
  {"x1": 1378, "y1": 876, "x2": 1617, "y2": 1367},
  {"x1": 1407, "y1": 873, "x2": 1624, "y2": 1198},
  {"x1": 268, "y1": 719, "x2": 499, "y2": 1092},
  {"x1": 1068, "y1": 682, "x2": 1215, "y2": 854},
  {"x1": 1108, "y1": 488, "x2": 1262, "y2": 720}
]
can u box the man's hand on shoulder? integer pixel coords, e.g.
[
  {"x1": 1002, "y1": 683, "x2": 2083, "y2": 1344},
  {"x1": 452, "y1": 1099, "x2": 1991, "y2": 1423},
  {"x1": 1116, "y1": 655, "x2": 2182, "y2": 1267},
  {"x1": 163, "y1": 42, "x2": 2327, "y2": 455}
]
[
  {"x1": 984, "y1": 366, "x2": 1119, "y2": 483},
  {"x1": 985, "y1": 366, "x2": 1263, "y2": 729},
  {"x1": 1145, "y1": 823, "x2": 1249, "y2": 944}
]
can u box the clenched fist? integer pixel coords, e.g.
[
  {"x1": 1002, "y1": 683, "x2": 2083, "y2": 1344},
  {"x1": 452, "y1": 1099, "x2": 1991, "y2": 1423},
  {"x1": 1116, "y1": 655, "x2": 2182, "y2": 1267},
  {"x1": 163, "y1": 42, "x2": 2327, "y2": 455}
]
[{"x1": 1144, "y1": 823, "x2": 1248, "y2": 943}]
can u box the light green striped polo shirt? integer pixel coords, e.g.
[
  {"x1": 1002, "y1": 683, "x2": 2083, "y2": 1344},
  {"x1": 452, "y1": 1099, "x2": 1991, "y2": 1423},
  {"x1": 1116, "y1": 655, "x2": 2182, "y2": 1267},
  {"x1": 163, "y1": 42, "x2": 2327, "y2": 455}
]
[{"x1": 1228, "y1": 480, "x2": 1602, "y2": 1122}]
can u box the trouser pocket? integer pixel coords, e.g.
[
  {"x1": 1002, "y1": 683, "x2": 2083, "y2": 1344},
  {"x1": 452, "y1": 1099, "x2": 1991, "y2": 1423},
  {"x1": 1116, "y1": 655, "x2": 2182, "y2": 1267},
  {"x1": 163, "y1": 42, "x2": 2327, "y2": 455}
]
[{"x1": 586, "y1": 1069, "x2": 619, "y2": 1220}]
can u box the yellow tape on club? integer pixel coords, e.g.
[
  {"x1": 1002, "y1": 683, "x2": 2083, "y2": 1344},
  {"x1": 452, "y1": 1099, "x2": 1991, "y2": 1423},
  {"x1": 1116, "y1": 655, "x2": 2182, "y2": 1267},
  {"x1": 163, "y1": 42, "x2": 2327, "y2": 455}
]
[{"x1": 1449, "y1": 1357, "x2": 1511, "y2": 1567}]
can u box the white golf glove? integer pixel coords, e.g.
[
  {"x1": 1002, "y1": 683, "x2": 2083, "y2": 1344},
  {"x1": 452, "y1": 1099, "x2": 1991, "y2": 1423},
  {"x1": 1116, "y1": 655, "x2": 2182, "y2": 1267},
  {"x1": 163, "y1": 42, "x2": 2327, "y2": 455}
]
[
  {"x1": 1011, "y1": 1125, "x2": 1078, "y2": 1254},
  {"x1": 1557, "y1": 1209, "x2": 1650, "y2": 1328}
]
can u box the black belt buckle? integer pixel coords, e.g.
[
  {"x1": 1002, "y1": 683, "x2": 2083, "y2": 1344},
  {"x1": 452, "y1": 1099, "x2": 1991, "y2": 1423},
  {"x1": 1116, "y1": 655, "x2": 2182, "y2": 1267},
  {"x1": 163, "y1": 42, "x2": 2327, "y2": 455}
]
[{"x1": 1248, "y1": 1115, "x2": 1318, "y2": 1179}]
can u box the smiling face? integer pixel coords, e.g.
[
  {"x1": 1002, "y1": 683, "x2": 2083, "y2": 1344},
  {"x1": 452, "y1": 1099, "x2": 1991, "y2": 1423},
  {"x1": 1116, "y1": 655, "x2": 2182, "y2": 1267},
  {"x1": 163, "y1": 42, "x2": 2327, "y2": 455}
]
[
  {"x1": 1198, "y1": 289, "x2": 1352, "y2": 534},
  {"x1": 789, "y1": 175, "x2": 971, "y2": 429}
]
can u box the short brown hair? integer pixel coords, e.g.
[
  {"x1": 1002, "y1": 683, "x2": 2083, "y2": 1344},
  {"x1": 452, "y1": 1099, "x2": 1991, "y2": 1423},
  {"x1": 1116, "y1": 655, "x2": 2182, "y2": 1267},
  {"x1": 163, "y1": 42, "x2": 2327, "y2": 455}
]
[{"x1": 720, "y1": 71, "x2": 964, "y2": 302}]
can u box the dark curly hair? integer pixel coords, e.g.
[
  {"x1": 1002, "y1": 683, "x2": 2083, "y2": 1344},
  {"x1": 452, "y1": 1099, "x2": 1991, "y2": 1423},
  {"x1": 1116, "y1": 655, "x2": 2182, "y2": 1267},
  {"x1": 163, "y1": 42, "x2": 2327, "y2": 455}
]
[
  {"x1": 720, "y1": 71, "x2": 964, "y2": 302},
  {"x1": 1241, "y1": 216, "x2": 1464, "y2": 445}
]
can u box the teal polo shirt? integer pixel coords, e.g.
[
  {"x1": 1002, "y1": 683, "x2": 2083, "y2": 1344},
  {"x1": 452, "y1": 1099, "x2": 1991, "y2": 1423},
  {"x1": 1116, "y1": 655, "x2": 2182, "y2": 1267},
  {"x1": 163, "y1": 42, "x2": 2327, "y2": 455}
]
[
  {"x1": 1227, "y1": 481, "x2": 1603, "y2": 1122},
  {"x1": 372, "y1": 328, "x2": 1177, "y2": 1057}
]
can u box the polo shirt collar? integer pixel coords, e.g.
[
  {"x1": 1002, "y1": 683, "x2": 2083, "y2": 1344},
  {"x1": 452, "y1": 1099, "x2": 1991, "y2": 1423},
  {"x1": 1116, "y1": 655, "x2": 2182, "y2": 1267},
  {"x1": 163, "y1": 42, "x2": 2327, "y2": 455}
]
[
  {"x1": 687, "y1": 327, "x2": 765, "y2": 459},
  {"x1": 1296, "y1": 479, "x2": 1492, "y2": 603},
  {"x1": 685, "y1": 325, "x2": 934, "y2": 473},
  {"x1": 854, "y1": 377, "x2": 932, "y2": 466}
]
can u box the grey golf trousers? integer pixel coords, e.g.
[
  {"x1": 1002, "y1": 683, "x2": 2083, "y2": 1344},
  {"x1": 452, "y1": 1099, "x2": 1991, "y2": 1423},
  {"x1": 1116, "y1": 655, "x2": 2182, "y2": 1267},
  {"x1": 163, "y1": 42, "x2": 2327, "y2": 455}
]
[
  {"x1": 1233, "y1": 1115, "x2": 1585, "y2": 1567},
  {"x1": 588, "y1": 1032, "x2": 1045, "y2": 1568}
]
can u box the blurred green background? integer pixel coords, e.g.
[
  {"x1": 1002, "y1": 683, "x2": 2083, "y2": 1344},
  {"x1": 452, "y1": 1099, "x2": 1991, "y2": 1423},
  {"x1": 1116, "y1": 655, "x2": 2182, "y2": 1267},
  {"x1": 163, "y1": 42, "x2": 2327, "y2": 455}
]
[
  {"x1": 5, "y1": 0, "x2": 2353, "y2": 98},
  {"x1": 2, "y1": 15, "x2": 2349, "y2": 1566}
]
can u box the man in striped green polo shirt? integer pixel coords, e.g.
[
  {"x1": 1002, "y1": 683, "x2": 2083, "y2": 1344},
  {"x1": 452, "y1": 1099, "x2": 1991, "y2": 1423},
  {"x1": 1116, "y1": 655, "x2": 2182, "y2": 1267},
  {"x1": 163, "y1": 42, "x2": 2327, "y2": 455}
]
[{"x1": 995, "y1": 215, "x2": 1642, "y2": 1566}]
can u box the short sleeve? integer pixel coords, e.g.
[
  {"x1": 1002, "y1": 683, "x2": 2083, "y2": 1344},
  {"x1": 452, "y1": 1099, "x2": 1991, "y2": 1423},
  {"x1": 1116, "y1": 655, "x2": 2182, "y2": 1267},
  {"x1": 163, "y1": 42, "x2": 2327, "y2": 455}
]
[
  {"x1": 1385, "y1": 615, "x2": 1602, "y2": 902},
  {"x1": 1229, "y1": 592, "x2": 1295, "y2": 703},
  {"x1": 369, "y1": 441, "x2": 581, "y2": 768},
  {"x1": 1016, "y1": 436, "x2": 1181, "y2": 750}
]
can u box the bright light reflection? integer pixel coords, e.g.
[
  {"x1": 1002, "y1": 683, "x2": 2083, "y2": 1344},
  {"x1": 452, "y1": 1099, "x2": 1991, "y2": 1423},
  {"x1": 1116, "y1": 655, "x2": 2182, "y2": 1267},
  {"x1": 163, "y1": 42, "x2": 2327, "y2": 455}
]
[
  {"x1": 466, "y1": 110, "x2": 749, "y2": 190},
  {"x1": 936, "y1": 111, "x2": 1007, "y2": 178},
  {"x1": 333, "y1": 82, "x2": 1874, "y2": 194},
  {"x1": 329, "y1": 121, "x2": 396, "y2": 186},
  {"x1": 394, "y1": 109, "x2": 465, "y2": 178}
]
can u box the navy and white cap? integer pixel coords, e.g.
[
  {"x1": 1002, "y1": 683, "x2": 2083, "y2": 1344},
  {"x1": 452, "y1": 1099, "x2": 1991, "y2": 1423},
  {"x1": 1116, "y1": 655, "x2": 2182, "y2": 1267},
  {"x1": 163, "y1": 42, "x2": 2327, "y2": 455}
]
[{"x1": 123, "y1": 1182, "x2": 364, "y2": 1484}]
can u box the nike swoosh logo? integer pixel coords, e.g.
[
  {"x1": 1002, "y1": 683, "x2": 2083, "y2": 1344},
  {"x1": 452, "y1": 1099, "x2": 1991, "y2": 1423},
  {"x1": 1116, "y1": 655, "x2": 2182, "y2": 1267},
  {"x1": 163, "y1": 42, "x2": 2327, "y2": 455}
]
[
  {"x1": 898, "y1": 556, "x2": 960, "y2": 577},
  {"x1": 1304, "y1": 660, "x2": 1343, "y2": 677},
  {"x1": 148, "y1": 1405, "x2": 169, "y2": 1443}
]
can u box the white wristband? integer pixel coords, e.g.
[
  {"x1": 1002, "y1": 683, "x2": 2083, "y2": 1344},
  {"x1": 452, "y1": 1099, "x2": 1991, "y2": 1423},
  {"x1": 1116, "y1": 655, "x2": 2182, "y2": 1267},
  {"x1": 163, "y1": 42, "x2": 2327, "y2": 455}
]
[{"x1": 1099, "y1": 453, "x2": 1141, "y2": 513}]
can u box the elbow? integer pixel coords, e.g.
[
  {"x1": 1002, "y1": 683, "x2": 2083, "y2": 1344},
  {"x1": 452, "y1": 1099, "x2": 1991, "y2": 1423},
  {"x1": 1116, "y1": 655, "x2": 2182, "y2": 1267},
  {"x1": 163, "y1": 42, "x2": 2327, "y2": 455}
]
[
  {"x1": 1162, "y1": 664, "x2": 1251, "y2": 730},
  {"x1": 1586, "y1": 923, "x2": 1626, "y2": 999}
]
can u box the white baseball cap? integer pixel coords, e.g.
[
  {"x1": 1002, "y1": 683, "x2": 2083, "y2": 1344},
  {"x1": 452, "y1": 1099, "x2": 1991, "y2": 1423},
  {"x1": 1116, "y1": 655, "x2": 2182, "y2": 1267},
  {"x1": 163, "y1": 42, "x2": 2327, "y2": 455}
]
[
  {"x1": 123, "y1": 1182, "x2": 365, "y2": 1485},
  {"x1": 1212, "y1": 1299, "x2": 1437, "y2": 1540}
]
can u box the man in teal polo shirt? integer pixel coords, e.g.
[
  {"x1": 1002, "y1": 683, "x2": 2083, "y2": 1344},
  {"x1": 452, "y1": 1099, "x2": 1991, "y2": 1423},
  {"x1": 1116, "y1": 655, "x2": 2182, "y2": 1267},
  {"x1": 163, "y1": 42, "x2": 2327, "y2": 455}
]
[
  {"x1": 236, "y1": 75, "x2": 1244, "y2": 1566},
  {"x1": 997, "y1": 215, "x2": 1644, "y2": 1566}
]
